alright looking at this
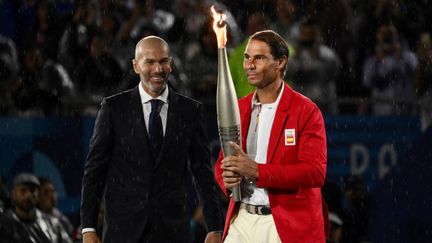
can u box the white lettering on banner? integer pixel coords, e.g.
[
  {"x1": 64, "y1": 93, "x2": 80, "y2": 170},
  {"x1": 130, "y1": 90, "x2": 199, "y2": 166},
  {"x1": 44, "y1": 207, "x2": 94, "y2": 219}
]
[
  {"x1": 350, "y1": 143, "x2": 398, "y2": 179},
  {"x1": 350, "y1": 143, "x2": 369, "y2": 175},
  {"x1": 378, "y1": 143, "x2": 398, "y2": 179}
]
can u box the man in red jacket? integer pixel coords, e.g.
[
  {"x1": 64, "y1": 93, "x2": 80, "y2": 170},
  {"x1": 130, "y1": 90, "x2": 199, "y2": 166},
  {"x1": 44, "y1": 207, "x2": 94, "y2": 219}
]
[{"x1": 215, "y1": 30, "x2": 328, "y2": 242}]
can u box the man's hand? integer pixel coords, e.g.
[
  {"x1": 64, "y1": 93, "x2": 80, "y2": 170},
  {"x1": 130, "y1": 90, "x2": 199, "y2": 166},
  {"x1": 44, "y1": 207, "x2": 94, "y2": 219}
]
[
  {"x1": 204, "y1": 232, "x2": 222, "y2": 243},
  {"x1": 221, "y1": 142, "x2": 259, "y2": 181},
  {"x1": 83, "y1": 232, "x2": 101, "y2": 243},
  {"x1": 221, "y1": 167, "x2": 242, "y2": 189}
]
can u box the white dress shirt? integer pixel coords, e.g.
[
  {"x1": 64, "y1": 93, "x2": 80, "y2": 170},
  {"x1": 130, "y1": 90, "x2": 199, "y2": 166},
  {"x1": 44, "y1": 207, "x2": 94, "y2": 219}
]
[
  {"x1": 138, "y1": 83, "x2": 169, "y2": 136},
  {"x1": 242, "y1": 84, "x2": 284, "y2": 206}
]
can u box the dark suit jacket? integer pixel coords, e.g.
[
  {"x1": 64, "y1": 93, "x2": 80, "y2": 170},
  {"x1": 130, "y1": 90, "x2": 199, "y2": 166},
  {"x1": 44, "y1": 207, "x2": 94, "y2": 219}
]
[{"x1": 81, "y1": 86, "x2": 223, "y2": 243}]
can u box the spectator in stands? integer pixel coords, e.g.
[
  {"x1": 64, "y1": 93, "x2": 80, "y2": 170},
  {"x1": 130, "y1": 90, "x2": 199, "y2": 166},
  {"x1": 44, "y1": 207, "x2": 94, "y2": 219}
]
[
  {"x1": 301, "y1": 0, "x2": 358, "y2": 114},
  {"x1": 0, "y1": 34, "x2": 19, "y2": 115},
  {"x1": 184, "y1": 20, "x2": 218, "y2": 108},
  {"x1": 268, "y1": 0, "x2": 299, "y2": 44},
  {"x1": 286, "y1": 19, "x2": 341, "y2": 114},
  {"x1": 112, "y1": 0, "x2": 153, "y2": 72},
  {"x1": 229, "y1": 10, "x2": 269, "y2": 98},
  {"x1": 13, "y1": 44, "x2": 75, "y2": 116},
  {"x1": 38, "y1": 177, "x2": 74, "y2": 237},
  {"x1": 0, "y1": 173, "x2": 72, "y2": 243},
  {"x1": 33, "y1": 0, "x2": 63, "y2": 61},
  {"x1": 362, "y1": 23, "x2": 418, "y2": 115},
  {"x1": 72, "y1": 30, "x2": 123, "y2": 115},
  {"x1": 416, "y1": 32, "x2": 432, "y2": 131},
  {"x1": 341, "y1": 175, "x2": 372, "y2": 243},
  {"x1": 58, "y1": 0, "x2": 101, "y2": 73},
  {"x1": 371, "y1": 0, "x2": 420, "y2": 49}
]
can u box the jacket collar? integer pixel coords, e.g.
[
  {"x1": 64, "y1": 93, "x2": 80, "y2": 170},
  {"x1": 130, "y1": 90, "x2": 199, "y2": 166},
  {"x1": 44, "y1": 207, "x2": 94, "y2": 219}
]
[{"x1": 240, "y1": 82, "x2": 294, "y2": 161}]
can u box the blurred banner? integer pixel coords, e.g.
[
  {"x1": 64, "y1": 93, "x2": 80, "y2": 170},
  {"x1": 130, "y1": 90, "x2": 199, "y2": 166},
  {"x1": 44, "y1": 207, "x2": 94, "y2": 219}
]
[
  {"x1": 325, "y1": 115, "x2": 421, "y2": 188},
  {"x1": 0, "y1": 115, "x2": 422, "y2": 221}
]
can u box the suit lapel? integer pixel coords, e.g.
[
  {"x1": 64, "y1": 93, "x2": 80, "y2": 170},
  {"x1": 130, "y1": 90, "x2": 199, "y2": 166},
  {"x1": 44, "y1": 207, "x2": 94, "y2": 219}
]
[
  {"x1": 267, "y1": 83, "x2": 293, "y2": 164},
  {"x1": 130, "y1": 87, "x2": 151, "y2": 154},
  {"x1": 240, "y1": 96, "x2": 253, "y2": 153}
]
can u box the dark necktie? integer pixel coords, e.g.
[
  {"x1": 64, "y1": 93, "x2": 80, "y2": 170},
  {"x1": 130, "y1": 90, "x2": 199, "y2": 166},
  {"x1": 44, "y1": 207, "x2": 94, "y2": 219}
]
[{"x1": 149, "y1": 99, "x2": 163, "y2": 159}]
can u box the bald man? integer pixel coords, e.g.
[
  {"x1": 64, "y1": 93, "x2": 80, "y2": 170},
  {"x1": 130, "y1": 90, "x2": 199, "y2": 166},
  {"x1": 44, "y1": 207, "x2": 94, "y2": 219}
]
[{"x1": 81, "y1": 36, "x2": 223, "y2": 243}]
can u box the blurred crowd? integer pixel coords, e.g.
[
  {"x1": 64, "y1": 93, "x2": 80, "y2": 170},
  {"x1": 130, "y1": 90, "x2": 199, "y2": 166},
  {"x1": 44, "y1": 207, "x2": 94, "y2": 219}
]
[
  {"x1": 0, "y1": 0, "x2": 431, "y2": 128},
  {"x1": 0, "y1": 173, "x2": 75, "y2": 242}
]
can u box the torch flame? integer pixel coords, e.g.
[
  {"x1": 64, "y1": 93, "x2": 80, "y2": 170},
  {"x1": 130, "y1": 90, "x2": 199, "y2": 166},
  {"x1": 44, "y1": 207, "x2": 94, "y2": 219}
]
[{"x1": 211, "y1": 6, "x2": 227, "y2": 48}]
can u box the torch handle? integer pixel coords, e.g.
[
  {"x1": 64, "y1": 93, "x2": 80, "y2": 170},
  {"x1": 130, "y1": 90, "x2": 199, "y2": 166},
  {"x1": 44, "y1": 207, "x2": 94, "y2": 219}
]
[
  {"x1": 231, "y1": 183, "x2": 242, "y2": 202},
  {"x1": 219, "y1": 126, "x2": 242, "y2": 201}
]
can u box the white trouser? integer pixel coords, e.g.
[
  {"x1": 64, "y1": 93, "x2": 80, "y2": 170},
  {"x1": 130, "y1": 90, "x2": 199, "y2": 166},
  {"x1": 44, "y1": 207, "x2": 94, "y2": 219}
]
[{"x1": 224, "y1": 206, "x2": 281, "y2": 243}]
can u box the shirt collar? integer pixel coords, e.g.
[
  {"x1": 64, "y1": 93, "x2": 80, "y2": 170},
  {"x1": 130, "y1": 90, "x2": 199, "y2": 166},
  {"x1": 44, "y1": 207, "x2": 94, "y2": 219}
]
[
  {"x1": 139, "y1": 83, "x2": 169, "y2": 104},
  {"x1": 251, "y1": 81, "x2": 285, "y2": 109}
]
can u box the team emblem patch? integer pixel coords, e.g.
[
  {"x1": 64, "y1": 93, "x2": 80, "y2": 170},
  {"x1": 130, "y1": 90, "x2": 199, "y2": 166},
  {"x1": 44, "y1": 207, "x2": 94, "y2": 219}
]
[{"x1": 285, "y1": 129, "x2": 296, "y2": 146}]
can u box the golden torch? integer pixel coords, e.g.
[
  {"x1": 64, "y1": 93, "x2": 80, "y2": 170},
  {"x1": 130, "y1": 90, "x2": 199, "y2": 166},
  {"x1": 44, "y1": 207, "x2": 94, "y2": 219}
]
[{"x1": 211, "y1": 6, "x2": 242, "y2": 201}]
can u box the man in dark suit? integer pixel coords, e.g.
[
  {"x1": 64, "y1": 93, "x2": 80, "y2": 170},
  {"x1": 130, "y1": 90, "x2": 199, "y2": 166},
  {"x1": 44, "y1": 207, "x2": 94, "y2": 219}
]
[{"x1": 81, "y1": 36, "x2": 223, "y2": 243}]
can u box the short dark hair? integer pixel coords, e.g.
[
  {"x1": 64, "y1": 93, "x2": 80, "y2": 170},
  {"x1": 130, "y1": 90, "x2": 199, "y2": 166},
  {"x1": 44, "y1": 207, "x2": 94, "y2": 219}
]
[
  {"x1": 38, "y1": 176, "x2": 53, "y2": 187},
  {"x1": 249, "y1": 30, "x2": 289, "y2": 77}
]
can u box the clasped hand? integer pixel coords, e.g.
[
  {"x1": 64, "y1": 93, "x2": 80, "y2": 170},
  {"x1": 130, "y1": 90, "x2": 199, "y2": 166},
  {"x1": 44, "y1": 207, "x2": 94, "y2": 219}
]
[{"x1": 221, "y1": 142, "x2": 258, "y2": 189}]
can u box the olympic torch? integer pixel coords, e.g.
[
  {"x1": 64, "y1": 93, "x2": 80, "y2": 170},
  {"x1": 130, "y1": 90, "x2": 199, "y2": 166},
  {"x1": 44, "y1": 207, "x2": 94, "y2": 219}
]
[{"x1": 211, "y1": 6, "x2": 241, "y2": 201}]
